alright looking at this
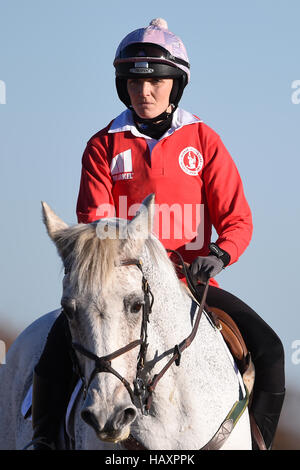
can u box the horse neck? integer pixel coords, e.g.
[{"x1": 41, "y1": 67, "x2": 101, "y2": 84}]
[{"x1": 141, "y1": 245, "x2": 194, "y2": 345}]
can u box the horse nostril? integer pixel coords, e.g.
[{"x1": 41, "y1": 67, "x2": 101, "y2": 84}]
[
  {"x1": 123, "y1": 407, "x2": 137, "y2": 425},
  {"x1": 113, "y1": 407, "x2": 137, "y2": 430},
  {"x1": 81, "y1": 408, "x2": 101, "y2": 433}
]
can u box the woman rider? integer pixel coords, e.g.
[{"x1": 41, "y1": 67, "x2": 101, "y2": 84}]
[{"x1": 31, "y1": 18, "x2": 285, "y2": 450}]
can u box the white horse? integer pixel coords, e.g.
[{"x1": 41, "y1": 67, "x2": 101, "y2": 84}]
[{"x1": 0, "y1": 195, "x2": 252, "y2": 450}]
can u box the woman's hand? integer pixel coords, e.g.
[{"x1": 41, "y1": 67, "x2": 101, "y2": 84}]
[{"x1": 189, "y1": 255, "x2": 224, "y2": 282}]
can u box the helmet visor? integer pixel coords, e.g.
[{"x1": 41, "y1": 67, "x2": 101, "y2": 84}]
[{"x1": 114, "y1": 42, "x2": 190, "y2": 69}]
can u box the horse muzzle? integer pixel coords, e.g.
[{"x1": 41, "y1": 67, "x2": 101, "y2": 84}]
[{"x1": 81, "y1": 393, "x2": 138, "y2": 443}]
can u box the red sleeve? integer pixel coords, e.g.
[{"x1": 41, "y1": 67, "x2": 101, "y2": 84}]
[
  {"x1": 76, "y1": 138, "x2": 115, "y2": 223},
  {"x1": 202, "y1": 127, "x2": 253, "y2": 264}
]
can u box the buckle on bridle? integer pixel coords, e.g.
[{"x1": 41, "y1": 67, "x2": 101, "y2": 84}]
[{"x1": 133, "y1": 377, "x2": 148, "y2": 415}]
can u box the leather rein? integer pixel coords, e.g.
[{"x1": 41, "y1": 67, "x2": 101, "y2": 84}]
[{"x1": 69, "y1": 250, "x2": 209, "y2": 416}]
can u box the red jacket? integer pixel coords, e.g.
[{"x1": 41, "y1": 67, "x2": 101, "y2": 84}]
[{"x1": 76, "y1": 108, "x2": 253, "y2": 286}]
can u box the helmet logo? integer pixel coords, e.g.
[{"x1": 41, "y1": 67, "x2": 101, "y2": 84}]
[
  {"x1": 129, "y1": 62, "x2": 154, "y2": 74},
  {"x1": 179, "y1": 147, "x2": 203, "y2": 175}
]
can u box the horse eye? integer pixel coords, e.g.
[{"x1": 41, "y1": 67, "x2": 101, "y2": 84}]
[
  {"x1": 63, "y1": 307, "x2": 74, "y2": 320},
  {"x1": 61, "y1": 298, "x2": 76, "y2": 320},
  {"x1": 130, "y1": 301, "x2": 143, "y2": 314}
]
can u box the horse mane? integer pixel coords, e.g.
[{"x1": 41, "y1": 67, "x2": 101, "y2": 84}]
[{"x1": 53, "y1": 219, "x2": 177, "y2": 293}]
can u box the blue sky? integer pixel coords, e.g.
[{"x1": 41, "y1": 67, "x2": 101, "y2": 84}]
[{"x1": 1, "y1": 0, "x2": 300, "y2": 395}]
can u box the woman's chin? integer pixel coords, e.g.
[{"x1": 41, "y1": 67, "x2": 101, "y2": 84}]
[
  {"x1": 134, "y1": 105, "x2": 159, "y2": 120},
  {"x1": 136, "y1": 111, "x2": 156, "y2": 120}
]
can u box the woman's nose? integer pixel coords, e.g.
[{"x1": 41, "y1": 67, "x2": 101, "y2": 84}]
[{"x1": 138, "y1": 81, "x2": 151, "y2": 96}]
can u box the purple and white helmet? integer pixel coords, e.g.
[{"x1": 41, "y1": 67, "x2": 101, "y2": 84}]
[{"x1": 114, "y1": 18, "x2": 190, "y2": 108}]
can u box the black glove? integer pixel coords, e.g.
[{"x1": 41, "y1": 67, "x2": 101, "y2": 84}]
[{"x1": 189, "y1": 255, "x2": 224, "y2": 283}]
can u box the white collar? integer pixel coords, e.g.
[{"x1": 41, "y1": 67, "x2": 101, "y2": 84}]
[{"x1": 108, "y1": 108, "x2": 202, "y2": 140}]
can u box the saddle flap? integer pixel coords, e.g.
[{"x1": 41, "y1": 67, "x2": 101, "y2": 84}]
[{"x1": 208, "y1": 306, "x2": 249, "y2": 374}]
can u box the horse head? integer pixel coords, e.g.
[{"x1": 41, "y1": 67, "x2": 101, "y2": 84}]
[{"x1": 41, "y1": 195, "x2": 159, "y2": 443}]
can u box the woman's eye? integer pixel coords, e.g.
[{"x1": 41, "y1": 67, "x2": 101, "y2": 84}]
[
  {"x1": 128, "y1": 79, "x2": 138, "y2": 86},
  {"x1": 130, "y1": 301, "x2": 143, "y2": 314}
]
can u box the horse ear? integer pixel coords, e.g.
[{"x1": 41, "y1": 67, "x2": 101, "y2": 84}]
[
  {"x1": 128, "y1": 193, "x2": 155, "y2": 238},
  {"x1": 123, "y1": 193, "x2": 155, "y2": 256},
  {"x1": 41, "y1": 201, "x2": 69, "y2": 241}
]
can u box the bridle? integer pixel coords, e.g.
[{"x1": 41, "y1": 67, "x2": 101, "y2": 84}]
[
  {"x1": 65, "y1": 249, "x2": 249, "y2": 450},
  {"x1": 68, "y1": 250, "x2": 209, "y2": 416}
]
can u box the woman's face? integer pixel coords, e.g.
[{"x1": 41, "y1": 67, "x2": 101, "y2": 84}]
[{"x1": 127, "y1": 78, "x2": 173, "y2": 119}]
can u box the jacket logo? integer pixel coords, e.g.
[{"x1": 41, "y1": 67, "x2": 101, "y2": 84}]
[
  {"x1": 110, "y1": 149, "x2": 133, "y2": 181},
  {"x1": 179, "y1": 147, "x2": 203, "y2": 176}
]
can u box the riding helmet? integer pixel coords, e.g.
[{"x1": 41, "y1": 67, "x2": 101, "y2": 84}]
[{"x1": 113, "y1": 18, "x2": 190, "y2": 110}]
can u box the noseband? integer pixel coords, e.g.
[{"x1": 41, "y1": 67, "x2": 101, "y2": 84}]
[{"x1": 68, "y1": 251, "x2": 209, "y2": 416}]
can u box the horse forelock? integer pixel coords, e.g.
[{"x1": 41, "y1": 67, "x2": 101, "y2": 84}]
[
  {"x1": 56, "y1": 222, "x2": 121, "y2": 293},
  {"x1": 55, "y1": 219, "x2": 177, "y2": 295}
]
